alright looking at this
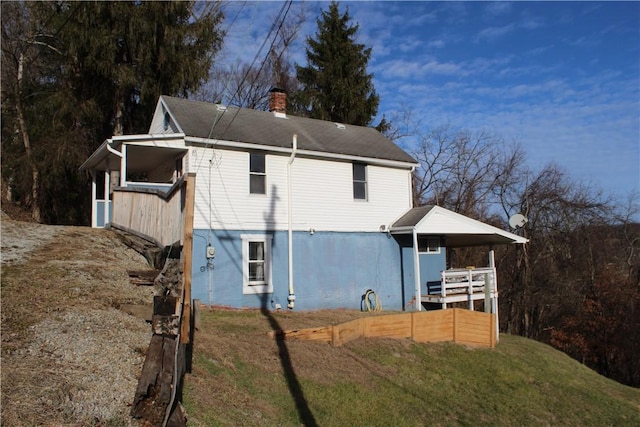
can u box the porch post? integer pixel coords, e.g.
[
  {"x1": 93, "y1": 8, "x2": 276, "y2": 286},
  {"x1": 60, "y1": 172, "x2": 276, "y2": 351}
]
[
  {"x1": 103, "y1": 168, "x2": 110, "y2": 227},
  {"x1": 120, "y1": 144, "x2": 127, "y2": 187},
  {"x1": 90, "y1": 170, "x2": 97, "y2": 228},
  {"x1": 488, "y1": 247, "x2": 499, "y2": 342},
  {"x1": 412, "y1": 228, "x2": 422, "y2": 311}
]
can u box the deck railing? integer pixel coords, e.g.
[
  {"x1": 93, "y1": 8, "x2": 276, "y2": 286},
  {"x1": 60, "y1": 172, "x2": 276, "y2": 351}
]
[
  {"x1": 422, "y1": 267, "x2": 497, "y2": 310},
  {"x1": 111, "y1": 173, "x2": 195, "y2": 248}
]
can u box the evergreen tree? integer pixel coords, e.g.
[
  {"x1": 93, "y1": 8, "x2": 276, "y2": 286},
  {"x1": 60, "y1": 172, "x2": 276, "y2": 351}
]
[
  {"x1": 1, "y1": 1, "x2": 224, "y2": 224},
  {"x1": 293, "y1": 1, "x2": 378, "y2": 126}
]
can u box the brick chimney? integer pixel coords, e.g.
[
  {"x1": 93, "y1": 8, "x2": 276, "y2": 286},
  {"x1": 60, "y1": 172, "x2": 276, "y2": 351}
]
[{"x1": 269, "y1": 87, "x2": 287, "y2": 114}]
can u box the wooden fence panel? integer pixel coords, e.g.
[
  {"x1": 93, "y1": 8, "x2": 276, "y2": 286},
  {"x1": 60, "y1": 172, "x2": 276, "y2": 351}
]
[
  {"x1": 454, "y1": 310, "x2": 494, "y2": 347},
  {"x1": 413, "y1": 310, "x2": 454, "y2": 343},
  {"x1": 365, "y1": 313, "x2": 412, "y2": 339},
  {"x1": 334, "y1": 319, "x2": 365, "y2": 346},
  {"x1": 112, "y1": 175, "x2": 192, "y2": 248}
]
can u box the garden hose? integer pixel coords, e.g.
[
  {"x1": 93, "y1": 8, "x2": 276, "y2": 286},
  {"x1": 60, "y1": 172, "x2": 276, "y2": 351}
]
[{"x1": 363, "y1": 289, "x2": 382, "y2": 312}]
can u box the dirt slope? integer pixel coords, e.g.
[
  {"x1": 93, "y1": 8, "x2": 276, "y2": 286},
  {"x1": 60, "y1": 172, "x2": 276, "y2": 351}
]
[{"x1": 1, "y1": 219, "x2": 155, "y2": 426}]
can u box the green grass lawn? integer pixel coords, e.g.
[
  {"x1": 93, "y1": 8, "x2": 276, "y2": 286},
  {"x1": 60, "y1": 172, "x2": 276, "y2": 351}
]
[{"x1": 183, "y1": 309, "x2": 640, "y2": 426}]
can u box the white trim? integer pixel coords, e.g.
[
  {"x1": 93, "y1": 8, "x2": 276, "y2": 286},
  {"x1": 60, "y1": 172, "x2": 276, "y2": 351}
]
[
  {"x1": 241, "y1": 234, "x2": 273, "y2": 295},
  {"x1": 184, "y1": 136, "x2": 418, "y2": 169}
]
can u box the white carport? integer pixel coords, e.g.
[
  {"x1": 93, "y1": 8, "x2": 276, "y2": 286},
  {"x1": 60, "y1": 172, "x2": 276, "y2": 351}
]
[{"x1": 390, "y1": 205, "x2": 528, "y2": 338}]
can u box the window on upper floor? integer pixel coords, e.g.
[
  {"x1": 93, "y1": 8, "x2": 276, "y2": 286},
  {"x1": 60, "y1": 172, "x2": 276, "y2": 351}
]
[
  {"x1": 241, "y1": 234, "x2": 273, "y2": 294},
  {"x1": 250, "y1": 153, "x2": 266, "y2": 194},
  {"x1": 353, "y1": 163, "x2": 367, "y2": 200}
]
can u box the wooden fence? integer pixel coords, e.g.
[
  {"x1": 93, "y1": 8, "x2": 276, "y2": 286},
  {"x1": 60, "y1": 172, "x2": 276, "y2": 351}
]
[
  {"x1": 269, "y1": 309, "x2": 497, "y2": 348},
  {"x1": 111, "y1": 173, "x2": 195, "y2": 248},
  {"x1": 125, "y1": 173, "x2": 196, "y2": 427}
]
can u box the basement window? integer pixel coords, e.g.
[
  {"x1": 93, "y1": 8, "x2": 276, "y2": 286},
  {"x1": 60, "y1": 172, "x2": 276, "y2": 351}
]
[{"x1": 241, "y1": 234, "x2": 273, "y2": 294}]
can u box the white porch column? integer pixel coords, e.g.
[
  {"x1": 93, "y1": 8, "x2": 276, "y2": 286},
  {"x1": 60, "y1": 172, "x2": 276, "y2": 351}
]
[
  {"x1": 103, "y1": 168, "x2": 110, "y2": 227},
  {"x1": 90, "y1": 171, "x2": 97, "y2": 227},
  {"x1": 120, "y1": 144, "x2": 127, "y2": 187},
  {"x1": 412, "y1": 229, "x2": 422, "y2": 311},
  {"x1": 489, "y1": 248, "x2": 499, "y2": 342}
]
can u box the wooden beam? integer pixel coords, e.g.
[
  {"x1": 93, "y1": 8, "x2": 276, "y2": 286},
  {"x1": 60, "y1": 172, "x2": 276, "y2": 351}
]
[{"x1": 180, "y1": 174, "x2": 195, "y2": 344}]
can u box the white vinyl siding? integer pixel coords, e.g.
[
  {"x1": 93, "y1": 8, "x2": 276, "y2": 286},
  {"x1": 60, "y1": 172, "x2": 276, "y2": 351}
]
[{"x1": 190, "y1": 147, "x2": 412, "y2": 232}]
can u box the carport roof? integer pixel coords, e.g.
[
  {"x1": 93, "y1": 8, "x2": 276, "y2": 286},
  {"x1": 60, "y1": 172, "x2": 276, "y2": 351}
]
[{"x1": 390, "y1": 205, "x2": 528, "y2": 247}]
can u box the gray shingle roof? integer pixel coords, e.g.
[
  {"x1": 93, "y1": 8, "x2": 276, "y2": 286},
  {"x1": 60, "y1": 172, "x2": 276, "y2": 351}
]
[
  {"x1": 160, "y1": 96, "x2": 417, "y2": 164},
  {"x1": 392, "y1": 206, "x2": 435, "y2": 228}
]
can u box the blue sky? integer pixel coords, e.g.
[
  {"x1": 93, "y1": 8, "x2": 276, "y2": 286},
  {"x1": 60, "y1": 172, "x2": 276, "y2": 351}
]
[{"x1": 219, "y1": 1, "x2": 640, "y2": 205}]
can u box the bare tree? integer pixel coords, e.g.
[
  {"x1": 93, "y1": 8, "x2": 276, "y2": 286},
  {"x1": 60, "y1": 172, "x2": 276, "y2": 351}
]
[
  {"x1": 196, "y1": 3, "x2": 307, "y2": 110},
  {"x1": 411, "y1": 124, "x2": 525, "y2": 220}
]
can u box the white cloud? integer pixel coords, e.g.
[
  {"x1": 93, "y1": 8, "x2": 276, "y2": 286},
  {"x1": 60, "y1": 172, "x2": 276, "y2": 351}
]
[{"x1": 474, "y1": 23, "x2": 517, "y2": 42}]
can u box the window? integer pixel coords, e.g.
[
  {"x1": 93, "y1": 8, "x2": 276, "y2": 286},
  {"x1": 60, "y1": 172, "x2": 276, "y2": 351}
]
[
  {"x1": 241, "y1": 234, "x2": 273, "y2": 294},
  {"x1": 250, "y1": 153, "x2": 266, "y2": 194},
  {"x1": 353, "y1": 163, "x2": 367, "y2": 200},
  {"x1": 418, "y1": 236, "x2": 441, "y2": 254}
]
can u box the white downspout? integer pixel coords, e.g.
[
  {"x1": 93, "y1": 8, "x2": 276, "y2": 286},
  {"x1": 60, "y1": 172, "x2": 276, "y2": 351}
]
[
  {"x1": 412, "y1": 228, "x2": 422, "y2": 311},
  {"x1": 287, "y1": 134, "x2": 298, "y2": 309}
]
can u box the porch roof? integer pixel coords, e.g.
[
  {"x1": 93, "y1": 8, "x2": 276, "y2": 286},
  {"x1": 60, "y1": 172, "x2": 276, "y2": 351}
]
[
  {"x1": 79, "y1": 134, "x2": 186, "y2": 172},
  {"x1": 390, "y1": 205, "x2": 528, "y2": 247}
]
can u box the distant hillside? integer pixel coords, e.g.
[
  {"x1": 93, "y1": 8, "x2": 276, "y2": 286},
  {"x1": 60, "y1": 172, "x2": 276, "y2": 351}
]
[{"x1": 184, "y1": 309, "x2": 640, "y2": 427}]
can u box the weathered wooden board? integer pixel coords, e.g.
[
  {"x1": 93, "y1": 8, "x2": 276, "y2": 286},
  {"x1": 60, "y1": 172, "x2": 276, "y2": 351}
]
[{"x1": 131, "y1": 335, "x2": 177, "y2": 424}]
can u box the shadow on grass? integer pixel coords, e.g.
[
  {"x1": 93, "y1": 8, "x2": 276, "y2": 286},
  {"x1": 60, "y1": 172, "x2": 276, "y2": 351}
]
[{"x1": 261, "y1": 294, "x2": 317, "y2": 427}]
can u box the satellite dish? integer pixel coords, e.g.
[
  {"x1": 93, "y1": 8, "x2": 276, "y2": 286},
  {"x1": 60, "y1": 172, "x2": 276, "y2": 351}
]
[{"x1": 509, "y1": 213, "x2": 528, "y2": 229}]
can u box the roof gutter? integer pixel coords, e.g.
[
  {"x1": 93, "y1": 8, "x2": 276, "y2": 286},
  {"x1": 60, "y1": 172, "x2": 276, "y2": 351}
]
[{"x1": 184, "y1": 136, "x2": 418, "y2": 169}]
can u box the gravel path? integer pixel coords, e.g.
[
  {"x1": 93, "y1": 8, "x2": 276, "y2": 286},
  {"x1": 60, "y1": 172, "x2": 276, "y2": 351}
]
[{"x1": 1, "y1": 219, "x2": 155, "y2": 426}]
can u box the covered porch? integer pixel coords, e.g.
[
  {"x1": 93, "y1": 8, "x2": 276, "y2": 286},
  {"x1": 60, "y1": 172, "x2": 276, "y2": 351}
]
[
  {"x1": 80, "y1": 134, "x2": 188, "y2": 228},
  {"x1": 390, "y1": 205, "x2": 528, "y2": 337}
]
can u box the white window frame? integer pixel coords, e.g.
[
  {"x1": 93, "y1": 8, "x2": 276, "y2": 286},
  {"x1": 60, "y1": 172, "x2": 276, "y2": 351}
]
[
  {"x1": 353, "y1": 163, "x2": 368, "y2": 200},
  {"x1": 249, "y1": 152, "x2": 266, "y2": 195},
  {"x1": 241, "y1": 234, "x2": 273, "y2": 294},
  {"x1": 418, "y1": 236, "x2": 441, "y2": 254}
]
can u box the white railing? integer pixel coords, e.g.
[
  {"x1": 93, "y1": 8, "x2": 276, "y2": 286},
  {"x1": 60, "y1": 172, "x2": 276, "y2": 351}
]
[
  {"x1": 422, "y1": 267, "x2": 497, "y2": 310},
  {"x1": 441, "y1": 267, "x2": 495, "y2": 297}
]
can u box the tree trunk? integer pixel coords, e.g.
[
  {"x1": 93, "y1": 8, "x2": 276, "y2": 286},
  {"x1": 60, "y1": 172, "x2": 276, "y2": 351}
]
[{"x1": 16, "y1": 52, "x2": 40, "y2": 222}]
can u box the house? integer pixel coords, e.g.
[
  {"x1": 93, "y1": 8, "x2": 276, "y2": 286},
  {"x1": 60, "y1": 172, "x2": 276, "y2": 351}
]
[{"x1": 80, "y1": 90, "x2": 527, "y2": 315}]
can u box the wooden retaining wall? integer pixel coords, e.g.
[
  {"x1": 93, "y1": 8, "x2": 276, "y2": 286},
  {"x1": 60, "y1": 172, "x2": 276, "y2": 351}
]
[{"x1": 269, "y1": 309, "x2": 496, "y2": 348}]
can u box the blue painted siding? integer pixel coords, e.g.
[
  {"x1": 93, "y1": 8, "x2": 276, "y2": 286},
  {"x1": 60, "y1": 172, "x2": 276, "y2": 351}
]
[
  {"x1": 96, "y1": 200, "x2": 112, "y2": 227},
  {"x1": 396, "y1": 235, "x2": 416, "y2": 310},
  {"x1": 419, "y1": 249, "x2": 446, "y2": 286},
  {"x1": 190, "y1": 229, "x2": 405, "y2": 311}
]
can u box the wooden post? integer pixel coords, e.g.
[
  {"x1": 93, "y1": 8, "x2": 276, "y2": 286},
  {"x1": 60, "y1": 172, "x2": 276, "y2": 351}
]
[
  {"x1": 452, "y1": 309, "x2": 458, "y2": 344},
  {"x1": 484, "y1": 273, "x2": 491, "y2": 313},
  {"x1": 180, "y1": 174, "x2": 195, "y2": 344}
]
